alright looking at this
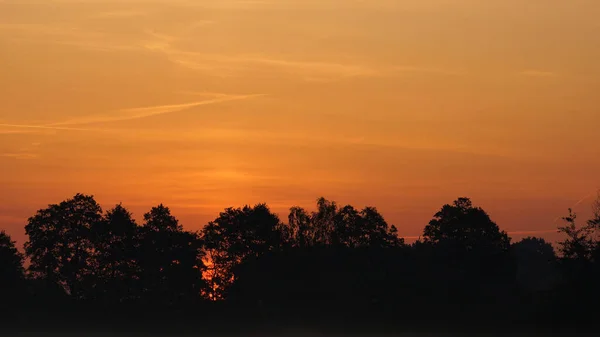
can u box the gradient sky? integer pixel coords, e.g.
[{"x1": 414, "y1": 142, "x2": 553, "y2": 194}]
[{"x1": 1, "y1": 0, "x2": 599, "y2": 247}]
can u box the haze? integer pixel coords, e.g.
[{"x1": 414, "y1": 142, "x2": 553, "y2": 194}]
[{"x1": 1, "y1": 0, "x2": 599, "y2": 246}]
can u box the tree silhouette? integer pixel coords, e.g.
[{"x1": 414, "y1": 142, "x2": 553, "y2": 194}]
[
  {"x1": 283, "y1": 198, "x2": 403, "y2": 249},
  {"x1": 24, "y1": 194, "x2": 102, "y2": 299},
  {"x1": 90, "y1": 203, "x2": 140, "y2": 303},
  {"x1": 555, "y1": 204, "x2": 600, "y2": 324},
  {"x1": 285, "y1": 206, "x2": 314, "y2": 247},
  {"x1": 511, "y1": 237, "x2": 559, "y2": 292},
  {"x1": 137, "y1": 204, "x2": 206, "y2": 305},
  {"x1": 0, "y1": 230, "x2": 25, "y2": 295},
  {"x1": 423, "y1": 197, "x2": 510, "y2": 254},
  {"x1": 557, "y1": 209, "x2": 595, "y2": 261},
  {"x1": 419, "y1": 197, "x2": 513, "y2": 315},
  {"x1": 0, "y1": 229, "x2": 24, "y2": 282},
  {"x1": 200, "y1": 203, "x2": 284, "y2": 299},
  {"x1": 228, "y1": 198, "x2": 405, "y2": 317},
  {"x1": 9, "y1": 192, "x2": 600, "y2": 331},
  {"x1": 312, "y1": 197, "x2": 337, "y2": 245}
]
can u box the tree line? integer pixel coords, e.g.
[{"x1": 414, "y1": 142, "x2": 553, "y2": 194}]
[{"x1": 2, "y1": 193, "x2": 600, "y2": 332}]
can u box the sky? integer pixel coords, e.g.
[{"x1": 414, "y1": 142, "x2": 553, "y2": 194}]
[{"x1": 1, "y1": 0, "x2": 599, "y2": 247}]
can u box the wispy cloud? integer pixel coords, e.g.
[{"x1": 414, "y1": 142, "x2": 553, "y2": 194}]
[
  {"x1": 141, "y1": 30, "x2": 460, "y2": 81},
  {"x1": 520, "y1": 70, "x2": 558, "y2": 78},
  {"x1": 391, "y1": 66, "x2": 463, "y2": 76},
  {"x1": 508, "y1": 229, "x2": 558, "y2": 236},
  {"x1": 0, "y1": 129, "x2": 39, "y2": 135},
  {"x1": 93, "y1": 10, "x2": 148, "y2": 19},
  {"x1": 552, "y1": 191, "x2": 598, "y2": 224},
  {"x1": 51, "y1": 94, "x2": 266, "y2": 126},
  {"x1": 0, "y1": 123, "x2": 91, "y2": 131},
  {"x1": 1, "y1": 152, "x2": 38, "y2": 160},
  {"x1": 157, "y1": 48, "x2": 459, "y2": 81},
  {"x1": 0, "y1": 22, "x2": 137, "y2": 52}
]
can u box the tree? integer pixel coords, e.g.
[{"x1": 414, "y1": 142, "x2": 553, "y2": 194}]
[
  {"x1": 91, "y1": 203, "x2": 140, "y2": 303},
  {"x1": 332, "y1": 205, "x2": 402, "y2": 248},
  {"x1": 332, "y1": 204, "x2": 362, "y2": 247},
  {"x1": 24, "y1": 194, "x2": 102, "y2": 298},
  {"x1": 557, "y1": 209, "x2": 594, "y2": 261},
  {"x1": 0, "y1": 230, "x2": 26, "y2": 322},
  {"x1": 137, "y1": 205, "x2": 206, "y2": 305},
  {"x1": 143, "y1": 204, "x2": 182, "y2": 232},
  {"x1": 423, "y1": 197, "x2": 510, "y2": 254},
  {"x1": 420, "y1": 197, "x2": 513, "y2": 312},
  {"x1": 284, "y1": 198, "x2": 403, "y2": 249},
  {"x1": 511, "y1": 237, "x2": 559, "y2": 292},
  {"x1": 0, "y1": 230, "x2": 25, "y2": 292},
  {"x1": 359, "y1": 206, "x2": 403, "y2": 248},
  {"x1": 286, "y1": 206, "x2": 314, "y2": 247},
  {"x1": 200, "y1": 204, "x2": 284, "y2": 299},
  {"x1": 311, "y1": 197, "x2": 337, "y2": 245},
  {"x1": 586, "y1": 190, "x2": 600, "y2": 246}
]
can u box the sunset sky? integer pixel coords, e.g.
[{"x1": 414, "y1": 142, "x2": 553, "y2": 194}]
[{"x1": 1, "y1": 0, "x2": 599, "y2": 247}]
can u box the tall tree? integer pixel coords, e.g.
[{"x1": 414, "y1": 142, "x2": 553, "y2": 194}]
[
  {"x1": 420, "y1": 197, "x2": 513, "y2": 312},
  {"x1": 511, "y1": 237, "x2": 559, "y2": 292},
  {"x1": 0, "y1": 230, "x2": 26, "y2": 322},
  {"x1": 331, "y1": 205, "x2": 403, "y2": 248},
  {"x1": 286, "y1": 206, "x2": 314, "y2": 247},
  {"x1": 360, "y1": 206, "x2": 403, "y2": 248},
  {"x1": 24, "y1": 194, "x2": 102, "y2": 298},
  {"x1": 137, "y1": 205, "x2": 206, "y2": 305},
  {"x1": 0, "y1": 230, "x2": 25, "y2": 292},
  {"x1": 91, "y1": 203, "x2": 140, "y2": 303},
  {"x1": 201, "y1": 204, "x2": 284, "y2": 299},
  {"x1": 311, "y1": 197, "x2": 337, "y2": 245},
  {"x1": 557, "y1": 209, "x2": 594, "y2": 261},
  {"x1": 423, "y1": 197, "x2": 510, "y2": 254}
]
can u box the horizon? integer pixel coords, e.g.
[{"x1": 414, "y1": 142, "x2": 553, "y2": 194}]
[
  {"x1": 1, "y1": 192, "x2": 593, "y2": 250},
  {"x1": 2, "y1": 0, "x2": 600, "y2": 248}
]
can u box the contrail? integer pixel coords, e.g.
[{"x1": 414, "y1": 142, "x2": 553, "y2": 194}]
[
  {"x1": 2, "y1": 94, "x2": 267, "y2": 131},
  {"x1": 50, "y1": 94, "x2": 267, "y2": 126},
  {"x1": 0, "y1": 123, "x2": 92, "y2": 131},
  {"x1": 572, "y1": 192, "x2": 595, "y2": 208},
  {"x1": 552, "y1": 190, "x2": 598, "y2": 224},
  {"x1": 508, "y1": 229, "x2": 558, "y2": 235}
]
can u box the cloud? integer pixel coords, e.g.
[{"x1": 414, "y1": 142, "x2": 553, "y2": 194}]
[
  {"x1": 93, "y1": 10, "x2": 148, "y2": 19},
  {"x1": 0, "y1": 129, "x2": 39, "y2": 135},
  {"x1": 154, "y1": 45, "x2": 458, "y2": 81},
  {"x1": 50, "y1": 94, "x2": 266, "y2": 126},
  {"x1": 0, "y1": 22, "x2": 137, "y2": 52},
  {"x1": 390, "y1": 66, "x2": 463, "y2": 76},
  {"x1": 140, "y1": 30, "x2": 459, "y2": 81},
  {"x1": 0, "y1": 93, "x2": 264, "y2": 134},
  {"x1": 572, "y1": 192, "x2": 595, "y2": 208},
  {"x1": 520, "y1": 70, "x2": 558, "y2": 78},
  {"x1": 507, "y1": 229, "x2": 558, "y2": 236},
  {"x1": 0, "y1": 123, "x2": 91, "y2": 131},
  {"x1": 1, "y1": 152, "x2": 38, "y2": 160}
]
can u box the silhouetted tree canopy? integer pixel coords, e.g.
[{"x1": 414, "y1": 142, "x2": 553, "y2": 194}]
[
  {"x1": 0, "y1": 230, "x2": 25, "y2": 293},
  {"x1": 511, "y1": 237, "x2": 559, "y2": 292},
  {"x1": 24, "y1": 193, "x2": 103, "y2": 298},
  {"x1": 200, "y1": 203, "x2": 284, "y2": 299},
  {"x1": 283, "y1": 198, "x2": 403, "y2": 249},
  {"x1": 137, "y1": 204, "x2": 206, "y2": 305},
  {"x1": 91, "y1": 203, "x2": 140, "y2": 303},
  {"x1": 4, "y1": 192, "x2": 600, "y2": 332},
  {"x1": 557, "y1": 209, "x2": 595, "y2": 261},
  {"x1": 423, "y1": 197, "x2": 510, "y2": 254}
]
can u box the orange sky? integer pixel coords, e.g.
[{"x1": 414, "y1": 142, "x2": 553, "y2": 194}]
[{"x1": 1, "y1": 0, "x2": 599, "y2": 247}]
